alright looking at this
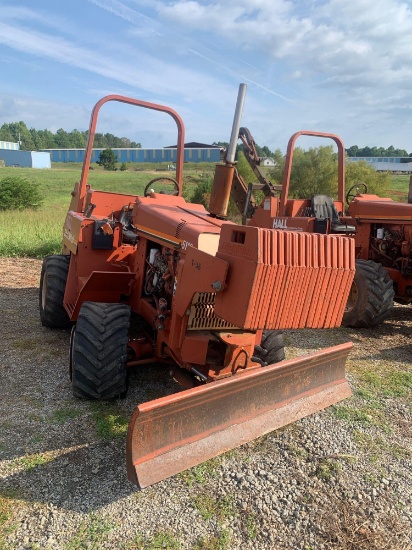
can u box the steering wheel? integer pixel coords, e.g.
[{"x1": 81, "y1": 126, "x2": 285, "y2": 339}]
[
  {"x1": 346, "y1": 182, "x2": 368, "y2": 205},
  {"x1": 144, "y1": 177, "x2": 180, "y2": 197}
]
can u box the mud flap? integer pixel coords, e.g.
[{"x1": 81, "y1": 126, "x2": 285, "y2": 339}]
[{"x1": 126, "y1": 342, "x2": 352, "y2": 488}]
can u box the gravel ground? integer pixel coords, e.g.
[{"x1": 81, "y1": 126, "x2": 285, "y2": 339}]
[{"x1": 0, "y1": 258, "x2": 411, "y2": 550}]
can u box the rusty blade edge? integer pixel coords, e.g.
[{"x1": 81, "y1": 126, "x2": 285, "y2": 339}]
[
  {"x1": 135, "y1": 342, "x2": 353, "y2": 416},
  {"x1": 126, "y1": 342, "x2": 353, "y2": 488},
  {"x1": 129, "y1": 381, "x2": 351, "y2": 489}
]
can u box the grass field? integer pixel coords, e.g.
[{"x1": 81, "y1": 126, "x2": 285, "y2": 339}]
[
  {"x1": 387, "y1": 174, "x2": 411, "y2": 200},
  {"x1": 0, "y1": 163, "x2": 215, "y2": 258},
  {"x1": 0, "y1": 164, "x2": 410, "y2": 258}
]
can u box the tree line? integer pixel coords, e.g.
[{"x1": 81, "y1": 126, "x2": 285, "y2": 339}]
[
  {"x1": 346, "y1": 145, "x2": 411, "y2": 158},
  {"x1": 1, "y1": 121, "x2": 411, "y2": 158},
  {"x1": 0, "y1": 122, "x2": 141, "y2": 151}
]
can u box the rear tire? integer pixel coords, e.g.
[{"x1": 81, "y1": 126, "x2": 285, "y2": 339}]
[
  {"x1": 342, "y1": 260, "x2": 394, "y2": 328},
  {"x1": 71, "y1": 302, "x2": 131, "y2": 400},
  {"x1": 39, "y1": 254, "x2": 70, "y2": 328},
  {"x1": 252, "y1": 330, "x2": 285, "y2": 366}
]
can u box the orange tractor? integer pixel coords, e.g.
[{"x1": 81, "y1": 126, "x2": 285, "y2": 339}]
[
  {"x1": 344, "y1": 189, "x2": 412, "y2": 315},
  {"x1": 216, "y1": 89, "x2": 399, "y2": 328},
  {"x1": 39, "y1": 92, "x2": 355, "y2": 488}
]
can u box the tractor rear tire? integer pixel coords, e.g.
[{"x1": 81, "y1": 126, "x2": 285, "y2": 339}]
[
  {"x1": 71, "y1": 302, "x2": 131, "y2": 400},
  {"x1": 252, "y1": 330, "x2": 285, "y2": 366},
  {"x1": 39, "y1": 254, "x2": 71, "y2": 328},
  {"x1": 342, "y1": 259, "x2": 394, "y2": 328}
]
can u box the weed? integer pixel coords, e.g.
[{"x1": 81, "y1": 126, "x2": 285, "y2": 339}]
[
  {"x1": 90, "y1": 403, "x2": 129, "y2": 440},
  {"x1": 131, "y1": 529, "x2": 180, "y2": 549},
  {"x1": 51, "y1": 408, "x2": 82, "y2": 424},
  {"x1": 313, "y1": 459, "x2": 340, "y2": 481},
  {"x1": 348, "y1": 358, "x2": 412, "y2": 400},
  {"x1": 332, "y1": 405, "x2": 373, "y2": 424},
  {"x1": 65, "y1": 514, "x2": 114, "y2": 550},
  {"x1": 29, "y1": 435, "x2": 43, "y2": 444},
  {"x1": 178, "y1": 457, "x2": 223, "y2": 487},
  {"x1": 244, "y1": 513, "x2": 258, "y2": 540},
  {"x1": 364, "y1": 473, "x2": 379, "y2": 486},
  {"x1": 11, "y1": 338, "x2": 41, "y2": 351},
  {"x1": 390, "y1": 444, "x2": 410, "y2": 459},
  {"x1": 361, "y1": 370, "x2": 412, "y2": 398},
  {"x1": 354, "y1": 431, "x2": 410, "y2": 462},
  {"x1": 27, "y1": 414, "x2": 44, "y2": 422},
  {"x1": 14, "y1": 453, "x2": 51, "y2": 471},
  {"x1": 0, "y1": 490, "x2": 21, "y2": 550},
  {"x1": 192, "y1": 493, "x2": 237, "y2": 522},
  {"x1": 0, "y1": 496, "x2": 13, "y2": 528},
  {"x1": 287, "y1": 442, "x2": 309, "y2": 459},
  {"x1": 193, "y1": 529, "x2": 230, "y2": 550},
  {"x1": 356, "y1": 388, "x2": 381, "y2": 406}
]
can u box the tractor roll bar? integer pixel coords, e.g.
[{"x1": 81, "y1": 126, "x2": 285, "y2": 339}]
[
  {"x1": 76, "y1": 95, "x2": 185, "y2": 212},
  {"x1": 279, "y1": 131, "x2": 346, "y2": 217}
]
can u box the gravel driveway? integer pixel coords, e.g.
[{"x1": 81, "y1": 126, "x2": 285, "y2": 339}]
[{"x1": 0, "y1": 258, "x2": 411, "y2": 550}]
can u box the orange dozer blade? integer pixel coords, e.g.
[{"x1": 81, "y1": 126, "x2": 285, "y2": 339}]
[{"x1": 126, "y1": 342, "x2": 352, "y2": 488}]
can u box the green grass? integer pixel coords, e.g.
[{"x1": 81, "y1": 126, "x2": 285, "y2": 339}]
[
  {"x1": 389, "y1": 174, "x2": 410, "y2": 201},
  {"x1": 178, "y1": 456, "x2": 223, "y2": 487},
  {"x1": 313, "y1": 458, "x2": 341, "y2": 481},
  {"x1": 65, "y1": 514, "x2": 115, "y2": 550},
  {"x1": 16, "y1": 453, "x2": 51, "y2": 471},
  {"x1": 51, "y1": 408, "x2": 82, "y2": 424},
  {"x1": 243, "y1": 513, "x2": 259, "y2": 540},
  {"x1": 354, "y1": 431, "x2": 411, "y2": 462},
  {"x1": 131, "y1": 530, "x2": 181, "y2": 549},
  {"x1": 193, "y1": 530, "x2": 231, "y2": 550},
  {"x1": 0, "y1": 490, "x2": 21, "y2": 550},
  {"x1": 192, "y1": 493, "x2": 237, "y2": 522},
  {"x1": 0, "y1": 163, "x2": 211, "y2": 258},
  {"x1": 348, "y1": 358, "x2": 411, "y2": 399},
  {"x1": 0, "y1": 164, "x2": 408, "y2": 258},
  {"x1": 90, "y1": 403, "x2": 129, "y2": 440}
]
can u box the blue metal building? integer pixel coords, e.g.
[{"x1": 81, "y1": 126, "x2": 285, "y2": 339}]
[
  {"x1": 0, "y1": 141, "x2": 19, "y2": 151},
  {"x1": 0, "y1": 143, "x2": 51, "y2": 168},
  {"x1": 346, "y1": 157, "x2": 412, "y2": 173},
  {"x1": 40, "y1": 147, "x2": 222, "y2": 164}
]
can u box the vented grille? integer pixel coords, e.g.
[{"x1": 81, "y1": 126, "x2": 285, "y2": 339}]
[
  {"x1": 215, "y1": 226, "x2": 355, "y2": 330},
  {"x1": 187, "y1": 292, "x2": 237, "y2": 330},
  {"x1": 175, "y1": 220, "x2": 187, "y2": 238}
]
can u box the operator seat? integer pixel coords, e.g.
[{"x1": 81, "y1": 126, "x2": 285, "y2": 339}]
[{"x1": 311, "y1": 194, "x2": 355, "y2": 235}]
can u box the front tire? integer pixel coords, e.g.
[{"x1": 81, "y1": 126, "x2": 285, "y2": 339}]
[
  {"x1": 252, "y1": 330, "x2": 285, "y2": 366},
  {"x1": 39, "y1": 254, "x2": 70, "y2": 328},
  {"x1": 71, "y1": 302, "x2": 131, "y2": 399},
  {"x1": 342, "y1": 260, "x2": 394, "y2": 328}
]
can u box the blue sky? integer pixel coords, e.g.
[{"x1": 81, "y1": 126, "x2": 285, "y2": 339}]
[{"x1": 1, "y1": 0, "x2": 412, "y2": 151}]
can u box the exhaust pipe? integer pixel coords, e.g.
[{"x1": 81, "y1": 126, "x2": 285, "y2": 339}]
[
  {"x1": 209, "y1": 83, "x2": 247, "y2": 218},
  {"x1": 225, "y1": 83, "x2": 247, "y2": 165}
]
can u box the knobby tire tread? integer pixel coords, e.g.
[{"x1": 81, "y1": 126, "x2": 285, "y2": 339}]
[
  {"x1": 252, "y1": 330, "x2": 286, "y2": 366},
  {"x1": 342, "y1": 259, "x2": 394, "y2": 328},
  {"x1": 39, "y1": 255, "x2": 70, "y2": 328},
  {"x1": 72, "y1": 302, "x2": 131, "y2": 400}
]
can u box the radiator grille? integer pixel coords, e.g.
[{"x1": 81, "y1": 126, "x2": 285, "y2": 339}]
[{"x1": 187, "y1": 292, "x2": 237, "y2": 330}]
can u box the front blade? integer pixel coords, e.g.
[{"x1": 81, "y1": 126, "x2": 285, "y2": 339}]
[{"x1": 126, "y1": 342, "x2": 352, "y2": 488}]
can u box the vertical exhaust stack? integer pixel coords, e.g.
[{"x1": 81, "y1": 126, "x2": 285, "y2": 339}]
[{"x1": 209, "y1": 84, "x2": 247, "y2": 218}]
